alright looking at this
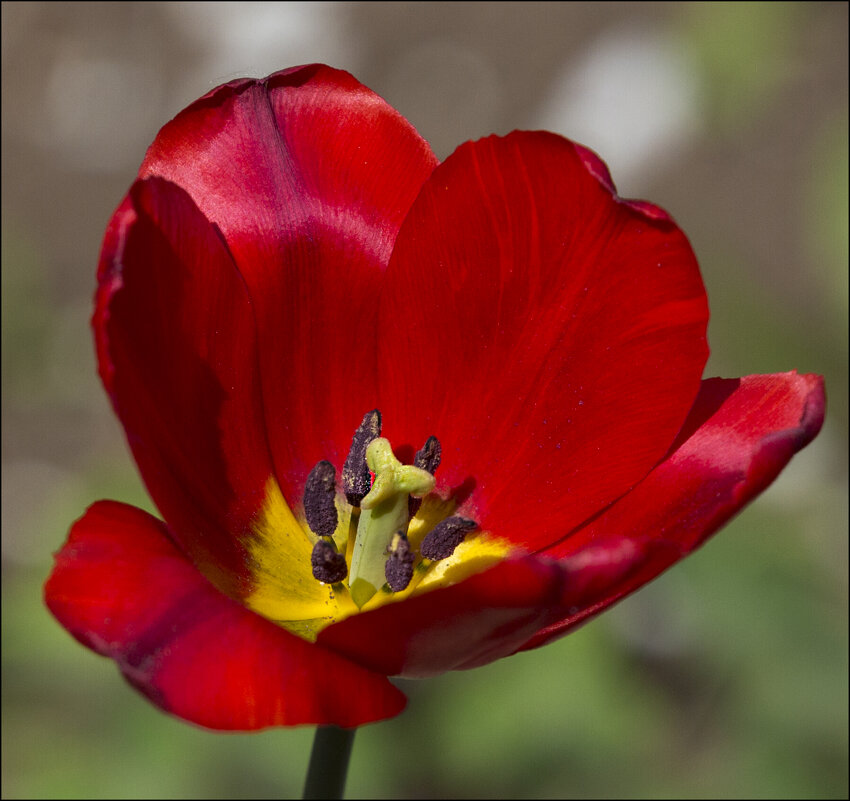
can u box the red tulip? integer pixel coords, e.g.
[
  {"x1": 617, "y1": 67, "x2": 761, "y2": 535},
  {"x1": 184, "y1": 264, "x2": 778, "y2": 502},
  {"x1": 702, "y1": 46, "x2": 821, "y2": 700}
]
[{"x1": 44, "y1": 65, "x2": 824, "y2": 730}]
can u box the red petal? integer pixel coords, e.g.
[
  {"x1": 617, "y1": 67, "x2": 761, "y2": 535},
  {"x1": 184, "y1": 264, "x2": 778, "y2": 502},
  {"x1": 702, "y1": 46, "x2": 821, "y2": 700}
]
[
  {"x1": 377, "y1": 131, "x2": 709, "y2": 550},
  {"x1": 139, "y1": 65, "x2": 438, "y2": 501},
  {"x1": 317, "y1": 537, "x2": 655, "y2": 678},
  {"x1": 521, "y1": 371, "x2": 825, "y2": 651},
  {"x1": 45, "y1": 501, "x2": 406, "y2": 729},
  {"x1": 95, "y1": 176, "x2": 274, "y2": 595}
]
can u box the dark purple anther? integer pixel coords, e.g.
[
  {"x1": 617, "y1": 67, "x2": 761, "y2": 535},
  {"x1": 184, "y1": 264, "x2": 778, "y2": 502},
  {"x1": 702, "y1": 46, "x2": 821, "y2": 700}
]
[
  {"x1": 342, "y1": 409, "x2": 381, "y2": 506},
  {"x1": 303, "y1": 460, "x2": 338, "y2": 539},
  {"x1": 414, "y1": 435, "x2": 442, "y2": 474},
  {"x1": 420, "y1": 516, "x2": 478, "y2": 560},
  {"x1": 311, "y1": 539, "x2": 348, "y2": 584},
  {"x1": 409, "y1": 435, "x2": 441, "y2": 516},
  {"x1": 385, "y1": 531, "x2": 416, "y2": 592}
]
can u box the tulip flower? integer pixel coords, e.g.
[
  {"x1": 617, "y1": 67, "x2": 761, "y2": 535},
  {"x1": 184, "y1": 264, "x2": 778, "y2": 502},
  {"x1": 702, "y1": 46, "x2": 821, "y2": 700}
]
[{"x1": 45, "y1": 63, "x2": 824, "y2": 768}]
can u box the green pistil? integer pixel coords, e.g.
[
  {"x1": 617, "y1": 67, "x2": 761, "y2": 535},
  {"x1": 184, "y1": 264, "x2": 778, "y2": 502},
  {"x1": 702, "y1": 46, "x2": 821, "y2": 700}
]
[
  {"x1": 360, "y1": 438, "x2": 436, "y2": 509},
  {"x1": 348, "y1": 438, "x2": 435, "y2": 607}
]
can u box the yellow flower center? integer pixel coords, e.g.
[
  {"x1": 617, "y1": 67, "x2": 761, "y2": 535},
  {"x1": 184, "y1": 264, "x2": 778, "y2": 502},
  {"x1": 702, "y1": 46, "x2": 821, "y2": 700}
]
[{"x1": 240, "y1": 412, "x2": 512, "y2": 642}]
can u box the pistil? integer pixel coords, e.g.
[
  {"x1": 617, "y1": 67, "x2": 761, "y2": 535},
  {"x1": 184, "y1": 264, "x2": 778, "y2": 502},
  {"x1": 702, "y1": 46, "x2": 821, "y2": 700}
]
[
  {"x1": 301, "y1": 413, "x2": 483, "y2": 613},
  {"x1": 347, "y1": 437, "x2": 435, "y2": 607}
]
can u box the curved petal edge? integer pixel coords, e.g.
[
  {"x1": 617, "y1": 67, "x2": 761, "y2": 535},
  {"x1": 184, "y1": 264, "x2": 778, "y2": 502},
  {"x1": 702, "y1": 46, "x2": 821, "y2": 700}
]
[
  {"x1": 521, "y1": 371, "x2": 826, "y2": 652},
  {"x1": 45, "y1": 501, "x2": 406, "y2": 729}
]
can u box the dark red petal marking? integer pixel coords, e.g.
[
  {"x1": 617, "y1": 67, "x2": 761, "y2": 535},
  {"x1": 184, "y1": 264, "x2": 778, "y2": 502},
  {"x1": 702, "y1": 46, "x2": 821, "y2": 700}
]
[
  {"x1": 343, "y1": 409, "x2": 382, "y2": 506},
  {"x1": 45, "y1": 501, "x2": 406, "y2": 728},
  {"x1": 420, "y1": 516, "x2": 478, "y2": 560},
  {"x1": 311, "y1": 539, "x2": 348, "y2": 584},
  {"x1": 521, "y1": 371, "x2": 825, "y2": 652},
  {"x1": 378, "y1": 131, "x2": 709, "y2": 551},
  {"x1": 318, "y1": 538, "x2": 650, "y2": 678},
  {"x1": 94, "y1": 177, "x2": 275, "y2": 597},
  {"x1": 303, "y1": 460, "x2": 339, "y2": 539},
  {"x1": 139, "y1": 66, "x2": 438, "y2": 503}
]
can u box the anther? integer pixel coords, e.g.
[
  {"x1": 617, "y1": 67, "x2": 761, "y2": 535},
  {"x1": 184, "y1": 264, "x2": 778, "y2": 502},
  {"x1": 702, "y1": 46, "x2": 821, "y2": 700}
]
[
  {"x1": 303, "y1": 460, "x2": 338, "y2": 539},
  {"x1": 420, "y1": 516, "x2": 478, "y2": 560},
  {"x1": 342, "y1": 409, "x2": 381, "y2": 506},
  {"x1": 311, "y1": 539, "x2": 348, "y2": 584},
  {"x1": 410, "y1": 435, "x2": 442, "y2": 516},
  {"x1": 415, "y1": 436, "x2": 442, "y2": 473},
  {"x1": 385, "y1": 531, "x2": 415, "y2": 592}
]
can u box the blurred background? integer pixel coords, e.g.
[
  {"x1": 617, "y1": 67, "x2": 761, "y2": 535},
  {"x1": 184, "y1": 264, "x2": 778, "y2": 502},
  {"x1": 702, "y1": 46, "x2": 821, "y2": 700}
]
[{"x1": 2, "y1": 2, "x2": 847, "y2": 798}]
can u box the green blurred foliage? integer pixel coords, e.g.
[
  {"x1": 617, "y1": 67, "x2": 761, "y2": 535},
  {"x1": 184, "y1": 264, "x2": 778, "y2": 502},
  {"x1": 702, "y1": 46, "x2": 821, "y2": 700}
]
[
  {"x1": 682, "y1": 1, "x2": 803, "y2": 133},
  {"x1": 2, "y1": 2, "x2": 847, "y2": 799},
  {"x1": 805, "y1": 110, "x2": 849, "y2": 326}
]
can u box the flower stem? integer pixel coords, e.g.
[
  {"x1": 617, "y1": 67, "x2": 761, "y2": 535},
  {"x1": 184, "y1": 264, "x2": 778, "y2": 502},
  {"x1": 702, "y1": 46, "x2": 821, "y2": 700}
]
[{"x1": 303, "y1": 725, "x2": 356, "y2": 800}]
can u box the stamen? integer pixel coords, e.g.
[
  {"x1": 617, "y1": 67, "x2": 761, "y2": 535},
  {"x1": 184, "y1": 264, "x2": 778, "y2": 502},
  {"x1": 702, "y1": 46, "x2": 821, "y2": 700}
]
[
  {"x1": 420, "y1": 516, "x2": 478, "y2": 560},
  {"x1": 311, "y1": 539, "x2": 347, "y2": 584},
  {"x1": 342, "y1": 409, "x2": 381, "y2": 506},
  {"x1": 410, "y1": 435, "x2": 442, "y2": 516},
  {"x1": 414, "y1": 435, "x2": 442, "y2": 473},
  {"x1": 303, "y1": 460, "x2": 338, "y2": 539},
  {"x1": 385, "y1": 531, "x2": 415, "y2": 592}
]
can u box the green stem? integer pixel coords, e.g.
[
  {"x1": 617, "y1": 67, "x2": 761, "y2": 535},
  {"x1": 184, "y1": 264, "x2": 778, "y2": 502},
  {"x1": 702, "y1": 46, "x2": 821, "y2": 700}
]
[{"x1": 303, "y1": 725, "x2": 356, "y2": 800}]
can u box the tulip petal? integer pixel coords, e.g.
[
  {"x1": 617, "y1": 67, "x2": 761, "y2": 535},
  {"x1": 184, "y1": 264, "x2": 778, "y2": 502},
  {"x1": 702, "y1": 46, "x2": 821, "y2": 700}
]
[
  {"x1": 95, "y1": 175, "x2": 295, "y2": 598},
  {"x1": 317, "y1": 536, "x2": 659, "y2": 678},
  {"x1": 377, "y1": 131, "x2": 709, "y2": 551},
  {"x1": 45, "y1": 501, "x2": 406, "y2": 729},
  {"x1": 139, "y1": 65, "x2": 438, "y2": 502},
  {"x1": 521, "y1": 371, "x2": 825, "y2": 651},
  {"x1": 97, "y1": 177, "x2": 359, "y2": 622}
]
